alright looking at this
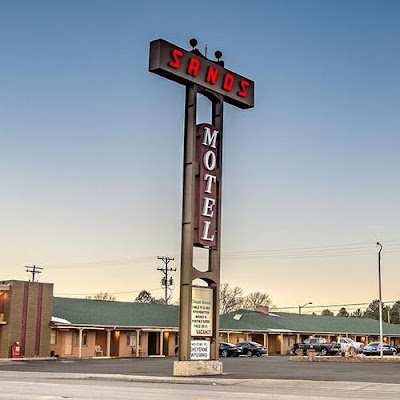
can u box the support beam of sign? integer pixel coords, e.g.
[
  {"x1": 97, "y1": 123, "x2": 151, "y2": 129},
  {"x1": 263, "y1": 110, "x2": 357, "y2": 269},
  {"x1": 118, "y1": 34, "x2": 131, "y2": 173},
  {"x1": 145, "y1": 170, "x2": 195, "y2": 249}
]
[
  {"x1": 178, "y1": 84, "x2": 224, "y2": 362},
  {"x1": 178, "y1": 84, "x2": 197, "y2": 361}
]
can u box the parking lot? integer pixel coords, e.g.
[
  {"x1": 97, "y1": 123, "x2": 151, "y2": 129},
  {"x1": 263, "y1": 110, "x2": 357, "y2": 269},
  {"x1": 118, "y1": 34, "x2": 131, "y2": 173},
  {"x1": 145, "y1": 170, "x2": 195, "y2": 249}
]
[{"x1": 1, "y1": 356, "x2": 400, "y2": 384}]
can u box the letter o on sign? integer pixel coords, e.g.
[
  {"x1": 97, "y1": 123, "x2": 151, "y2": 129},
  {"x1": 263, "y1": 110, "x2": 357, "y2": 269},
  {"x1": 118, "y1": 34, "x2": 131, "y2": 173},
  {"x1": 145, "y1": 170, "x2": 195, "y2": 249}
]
[{"x1": 203, "y1": 150, "x2": 216, "y2": 171}]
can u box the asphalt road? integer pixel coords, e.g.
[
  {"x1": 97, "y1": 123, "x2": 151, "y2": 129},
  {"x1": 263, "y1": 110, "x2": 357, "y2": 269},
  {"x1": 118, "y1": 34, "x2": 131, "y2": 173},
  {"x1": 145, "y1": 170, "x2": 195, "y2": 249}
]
[
  {"x1": 1, "y1": 356, "x2": 400, "y2": 384},
  {"x1": 1, "y1": 375, "x2": 400, "y2": 400}
]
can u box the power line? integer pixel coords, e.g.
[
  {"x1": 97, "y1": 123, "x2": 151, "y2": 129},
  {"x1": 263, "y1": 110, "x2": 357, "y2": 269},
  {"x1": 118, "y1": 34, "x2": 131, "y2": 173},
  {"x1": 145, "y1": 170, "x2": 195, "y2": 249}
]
[
  {"x1": 55, "y1": 287, "x2": 163, "y2": 297},
  {"x1": 40, "y1": 239, "x2": 400, "y2": 270},
  {"x1": 273, "y1": 300, "x2": 399, "y2": 312},
  {"x1": 44, "y1": 256, "x2": 156, "y2": 269}
]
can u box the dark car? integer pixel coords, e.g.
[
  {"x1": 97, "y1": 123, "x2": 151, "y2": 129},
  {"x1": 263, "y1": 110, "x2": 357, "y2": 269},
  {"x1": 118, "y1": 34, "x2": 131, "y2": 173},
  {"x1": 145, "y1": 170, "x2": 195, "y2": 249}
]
[
  {"x1": 362, "y1": 342, "x2": 397, "y2": 356},
  {"x1": 174, "y1": 342, "x2": 242, "y2": 357},
  {"x1": 235, "y1": 341, "x2": 267, "y2": 357},
  {"x1": 219, "y1": 342, "x2": 241, "y2": 357},
  {"x1": 292, "y1": 338, "x2": 341, "y2": 356}
]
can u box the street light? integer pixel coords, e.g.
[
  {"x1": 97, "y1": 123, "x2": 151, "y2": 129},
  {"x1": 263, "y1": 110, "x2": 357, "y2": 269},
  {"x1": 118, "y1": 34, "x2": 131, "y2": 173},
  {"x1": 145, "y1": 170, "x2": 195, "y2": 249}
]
[
  {"x1": 299, "y1": 302, "x2": 312, "y2": 314},
  {"x1": 377, "y1": 242, "x2": 383, "y2": 358}
]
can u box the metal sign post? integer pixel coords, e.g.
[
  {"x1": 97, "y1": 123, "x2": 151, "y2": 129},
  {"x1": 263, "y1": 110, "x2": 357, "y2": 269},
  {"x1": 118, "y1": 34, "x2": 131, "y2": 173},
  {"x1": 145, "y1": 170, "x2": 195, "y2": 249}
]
[{"x1": 149, "y1": 38, "x2": 253, "y2": 376}]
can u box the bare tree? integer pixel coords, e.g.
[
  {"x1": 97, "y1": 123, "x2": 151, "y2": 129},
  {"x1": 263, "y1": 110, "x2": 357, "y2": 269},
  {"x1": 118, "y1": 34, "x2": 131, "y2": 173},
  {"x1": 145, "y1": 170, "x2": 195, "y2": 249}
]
[
  {"x1": 219, "y1": 283, "x2": 244, "y2": 314},
  {"x1": 134, "y1": 290, "x2": 165, "y2": 304},
  {"x1": 86, "y1": 292, "x2": 116, "y2": 301},
  {"x1": 242, "y1": 291, "x2": 273, "y2": 310}
]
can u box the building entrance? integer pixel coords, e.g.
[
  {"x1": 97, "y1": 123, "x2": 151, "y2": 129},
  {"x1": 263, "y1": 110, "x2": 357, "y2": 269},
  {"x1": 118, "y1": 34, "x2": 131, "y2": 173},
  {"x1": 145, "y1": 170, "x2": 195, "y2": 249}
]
[{"x1": 148, "y1": 332, "x2": 159, "y2": 355}]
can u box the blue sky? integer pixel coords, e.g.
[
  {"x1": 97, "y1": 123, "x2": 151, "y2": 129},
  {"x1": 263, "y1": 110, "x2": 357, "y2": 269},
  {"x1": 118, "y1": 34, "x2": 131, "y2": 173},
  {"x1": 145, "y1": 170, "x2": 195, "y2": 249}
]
[{"x1": 1, "y1": 1, "x2": 399, "y2": 312}]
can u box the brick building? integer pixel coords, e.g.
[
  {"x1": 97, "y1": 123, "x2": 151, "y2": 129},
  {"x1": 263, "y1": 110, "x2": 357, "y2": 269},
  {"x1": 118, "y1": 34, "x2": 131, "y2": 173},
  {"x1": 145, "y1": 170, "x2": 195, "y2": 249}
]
[
  {"x1": 50, "y1": 297, "x2": 179, "y2": 358},
  {"x1": 50, "y1": 297, "x2": 400, "y2": 358},
  {"x1": 0, "y1": 280, "x2": 53, "y2": 358},
  {"x1": 219, "y1": 308, "x2": 400, "y2": 354}
]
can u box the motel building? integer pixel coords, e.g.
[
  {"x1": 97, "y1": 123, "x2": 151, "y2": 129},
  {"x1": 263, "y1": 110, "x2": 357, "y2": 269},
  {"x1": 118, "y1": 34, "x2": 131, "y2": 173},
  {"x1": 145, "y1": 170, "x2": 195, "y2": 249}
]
[{"x1": 1, "y1": 280, "x2": 400, "y2": 359}]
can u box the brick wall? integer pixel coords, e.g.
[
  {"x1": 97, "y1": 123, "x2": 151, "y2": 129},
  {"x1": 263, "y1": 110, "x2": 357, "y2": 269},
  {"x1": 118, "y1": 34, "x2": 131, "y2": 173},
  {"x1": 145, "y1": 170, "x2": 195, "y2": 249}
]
[{"x1": 0, "y1": 280, "x2": 53, "y2": 358}]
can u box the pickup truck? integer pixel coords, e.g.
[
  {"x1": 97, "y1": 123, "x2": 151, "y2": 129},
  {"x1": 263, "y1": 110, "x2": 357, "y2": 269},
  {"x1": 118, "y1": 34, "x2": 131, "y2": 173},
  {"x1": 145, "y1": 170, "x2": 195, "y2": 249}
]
[{"x1": 292, "y1": 337, "x2": 341, "y2": 356}]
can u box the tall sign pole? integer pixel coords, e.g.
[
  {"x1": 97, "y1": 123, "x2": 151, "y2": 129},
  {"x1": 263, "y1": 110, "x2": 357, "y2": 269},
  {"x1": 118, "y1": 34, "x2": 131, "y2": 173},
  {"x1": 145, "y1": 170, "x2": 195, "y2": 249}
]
[
  {"x1": 149, "y1": 38, "x2": 254, "y2": 376},
  {"x1": 377, "y1": 242, "x2": 383, "y2": 358}
]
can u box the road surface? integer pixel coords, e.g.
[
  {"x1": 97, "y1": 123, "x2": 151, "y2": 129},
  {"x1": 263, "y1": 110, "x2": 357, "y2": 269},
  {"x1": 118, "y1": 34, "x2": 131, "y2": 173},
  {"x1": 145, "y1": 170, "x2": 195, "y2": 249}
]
[{"x1": 1, "y1": 373, "x2": 400, "y2": 400}]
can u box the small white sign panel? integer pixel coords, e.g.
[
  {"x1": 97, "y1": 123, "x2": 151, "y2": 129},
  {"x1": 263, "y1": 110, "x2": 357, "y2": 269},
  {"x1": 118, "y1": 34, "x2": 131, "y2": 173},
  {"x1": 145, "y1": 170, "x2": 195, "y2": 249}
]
[
  {"x1": 191, "y1": 340, "x2": 210, "y2": 360},
  {"x1": 191, "y1": 286, "x2": 213, "y2": 337}
]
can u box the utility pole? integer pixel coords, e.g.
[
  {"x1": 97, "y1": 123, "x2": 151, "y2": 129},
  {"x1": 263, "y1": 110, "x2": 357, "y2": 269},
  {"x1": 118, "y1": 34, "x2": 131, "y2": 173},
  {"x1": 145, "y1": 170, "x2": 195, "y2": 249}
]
[
  {"x1": 157, "y1": 257, "x2": 176, "y2": 305},
  {"x1": 25, "y1": 265, "x2": 43, "y2": 282},
  {"x1": 377, "y1": 242, "x2": 383, "y2": 358}
]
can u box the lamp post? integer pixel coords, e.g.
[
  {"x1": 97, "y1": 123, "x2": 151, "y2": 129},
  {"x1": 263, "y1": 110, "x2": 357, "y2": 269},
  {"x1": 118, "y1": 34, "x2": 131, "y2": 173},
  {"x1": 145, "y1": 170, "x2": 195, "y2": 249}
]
[
  {"x1": 299, "y1": 302, "x2": 312, "y2": 314},
  {"x1": 377, "y1": 242, "x2": 383, "y2": 358}
]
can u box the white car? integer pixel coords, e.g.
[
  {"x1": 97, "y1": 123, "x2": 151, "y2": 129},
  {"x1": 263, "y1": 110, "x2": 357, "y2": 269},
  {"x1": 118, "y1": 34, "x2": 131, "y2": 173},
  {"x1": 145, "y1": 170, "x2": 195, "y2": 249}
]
[{"x1": 337, "y1": 338, "x2": 364, "y2": 353}]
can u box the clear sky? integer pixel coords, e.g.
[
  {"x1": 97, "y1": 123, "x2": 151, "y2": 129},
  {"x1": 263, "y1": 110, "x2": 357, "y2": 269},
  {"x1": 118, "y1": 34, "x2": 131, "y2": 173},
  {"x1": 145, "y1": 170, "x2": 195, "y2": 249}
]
[{"x1": 1, "y1": 0, "x2": 399, "y2": 313}]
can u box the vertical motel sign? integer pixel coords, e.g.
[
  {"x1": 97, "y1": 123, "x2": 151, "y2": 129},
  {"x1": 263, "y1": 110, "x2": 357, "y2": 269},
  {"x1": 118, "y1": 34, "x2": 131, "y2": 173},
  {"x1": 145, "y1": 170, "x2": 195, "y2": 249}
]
[{"x1": 149, "y1": 39, "x2": 254, "y2": 363}]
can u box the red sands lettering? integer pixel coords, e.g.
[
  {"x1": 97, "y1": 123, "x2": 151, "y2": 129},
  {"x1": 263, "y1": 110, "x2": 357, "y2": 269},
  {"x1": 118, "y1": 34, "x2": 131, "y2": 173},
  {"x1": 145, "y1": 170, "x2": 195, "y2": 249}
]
[
  {"x1": 206, "y1": 66, "x2": 219, "y2": 85},
  {"x1": 187, "y1": 57, "x2": 201, "y2": 77},
  {"x1": 168, "y1": 49, "x2": 183, "y2": 69},
  {"x1": 222, "y1": 73, "x2": 234, "y2": 91},
  {"x1": 238, "y1": 80, "x2": 250, "y2": 97}
]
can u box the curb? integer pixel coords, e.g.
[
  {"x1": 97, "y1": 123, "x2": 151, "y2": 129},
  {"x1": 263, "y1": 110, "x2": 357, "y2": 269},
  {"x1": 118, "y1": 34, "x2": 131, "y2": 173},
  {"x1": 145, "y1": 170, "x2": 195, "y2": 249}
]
[
  {"x1": 289, "y1": 355, "x2": 400, "y2": 363},
  {"x1": 0, "y1": 371, "x2": 246, "y2": 386},
  {"x1": 84, "y1": 374, "x2": 244, "y2": 386},
  {"x1": 0, "y1": 357, "x2": 57, "y2": 362}
]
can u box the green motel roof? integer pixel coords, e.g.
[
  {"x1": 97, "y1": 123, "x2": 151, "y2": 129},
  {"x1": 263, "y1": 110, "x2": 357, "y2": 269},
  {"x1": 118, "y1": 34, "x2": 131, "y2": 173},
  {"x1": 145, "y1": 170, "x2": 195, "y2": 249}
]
[
  {"x1": 53, "y1": 297, "x2": 179, "y2": 328},
  {"x1": 52, "y1": 298, "x2": 400, "y2": 336},
  {"x1": 220, "y1": 309, "x2": 400, "y2": 336}
]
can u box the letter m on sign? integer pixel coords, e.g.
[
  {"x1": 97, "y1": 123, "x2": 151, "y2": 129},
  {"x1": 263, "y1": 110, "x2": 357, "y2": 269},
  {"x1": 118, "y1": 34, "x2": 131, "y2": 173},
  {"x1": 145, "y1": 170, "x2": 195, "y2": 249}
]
[{"x1": 202, "y1": 127, "x2": 217, "y2": 148}]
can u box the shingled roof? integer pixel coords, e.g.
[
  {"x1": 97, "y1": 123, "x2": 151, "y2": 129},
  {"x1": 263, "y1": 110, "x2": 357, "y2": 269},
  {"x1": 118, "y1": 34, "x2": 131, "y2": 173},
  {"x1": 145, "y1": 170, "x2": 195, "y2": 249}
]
[
  {"x1": 53, "y1": 297, "x2": 179, "y2": 328},
  {"x1": 220, "y1": 309, "x2": 400, "y2": 336},
  {"x1": 52, "y1": 297, "x2": 400, "y2": 336}
]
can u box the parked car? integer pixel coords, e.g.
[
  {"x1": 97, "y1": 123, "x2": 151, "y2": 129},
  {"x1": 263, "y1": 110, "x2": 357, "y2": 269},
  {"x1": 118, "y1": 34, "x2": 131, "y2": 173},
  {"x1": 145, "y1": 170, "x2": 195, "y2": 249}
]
[
  {"x1": 292, "y1": 337, "x2": 341, "y2": 356},
  {"x1": 235, "y1": 341, "x2": 267, "y2": 357},
  {"x1": 174, "y1": 342, "x2": 242, "y2": 358},
  {"x1": 337, "y1": 338, "x2": 364, "y2": 353},
  {"x1": 362, "y1": 342, "x2": 397, "y2": 356},
  {"x1": 219, "y1": 342, "x2": 241, "y2": 357}
]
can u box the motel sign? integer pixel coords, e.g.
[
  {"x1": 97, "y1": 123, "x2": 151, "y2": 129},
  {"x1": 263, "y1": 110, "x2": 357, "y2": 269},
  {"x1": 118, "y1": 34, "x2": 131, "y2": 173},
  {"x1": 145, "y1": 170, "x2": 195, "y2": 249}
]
[
  {"x1": 194, "y1": 124, "x2": 219, "y2": 248},
  {"x1": 149, "y1": 38, "x2": 254, "y2": 375}
]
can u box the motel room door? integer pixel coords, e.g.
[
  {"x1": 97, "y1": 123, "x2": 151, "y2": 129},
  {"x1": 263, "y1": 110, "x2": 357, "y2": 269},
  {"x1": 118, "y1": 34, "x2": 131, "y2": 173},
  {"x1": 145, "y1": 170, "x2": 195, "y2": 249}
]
[
  {"x1": 64, "y1": 331, "x2": 73, "y2": 355},
  {"x1": 148, "y1": 332, "x2": 159, "y2": 356}
]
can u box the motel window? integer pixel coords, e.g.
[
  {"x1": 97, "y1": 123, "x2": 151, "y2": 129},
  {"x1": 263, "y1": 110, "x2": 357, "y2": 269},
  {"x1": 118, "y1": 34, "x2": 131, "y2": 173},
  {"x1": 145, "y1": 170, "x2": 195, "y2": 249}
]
[
  {"x1": 127, "y1": 332, "x2": 136, "y2": 347},
  {"x1": 50, "y1": 330, "x2": 57, "y2": 345},
  {"x1": 74, "y1": 330, "x2": 88, "y2": 346},
  {"x1": 127, "y1": 332, "x2": 140, "y2": 347}
]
